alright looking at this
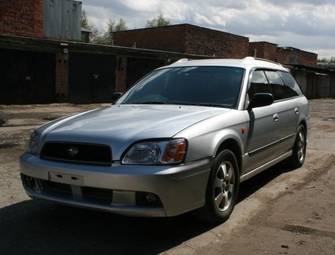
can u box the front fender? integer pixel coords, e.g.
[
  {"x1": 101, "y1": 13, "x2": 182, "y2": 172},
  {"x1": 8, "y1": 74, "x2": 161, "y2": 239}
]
[
  {"x1": 181, "y1": 127, "x2": 247, "y2": 162},
  {"x1": 212, "y1": 129, "x2": 245, "y2": 157}
]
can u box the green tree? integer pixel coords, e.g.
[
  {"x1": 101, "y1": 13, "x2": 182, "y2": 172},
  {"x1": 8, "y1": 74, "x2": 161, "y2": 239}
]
[
  {"x1": 318, "y1": 57, "x2": 335, "y2": 63},
  {"x1": 114, "y1": 18, "x2": 128, "y2": 31},
  {"x1": 92, "y1": 18, "x2": 128, "y2": 44},
  {"x1": 146, "y1": 14, "x2": 171, "y2": 28},
  {"x1": 81, "y1": 10, "x2": 91, "y2": 29},
  {"x1": 104, "y1": 18, "x2": 115, "y2": 42},
  {"x1": 104, "y1": 18, "x2": 128, "y2": 43},
  {"x1": 91, "y1": 30, "x2": 110, "y2": 44}
]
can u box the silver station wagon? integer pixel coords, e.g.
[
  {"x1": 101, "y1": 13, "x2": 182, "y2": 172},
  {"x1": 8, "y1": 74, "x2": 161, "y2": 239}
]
[{"x1": 21, "y1": 57, "x2": 309, "y2": 223}]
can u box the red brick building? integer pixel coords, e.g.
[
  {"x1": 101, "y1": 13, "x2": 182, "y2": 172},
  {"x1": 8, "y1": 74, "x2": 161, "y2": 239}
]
[
  {"x1": 249, "y1": 41, "x2": 317, "y2": 67},
  {"x1": 113, "y1": 24, "x2": 250, "y2": 58},
  {"x1": 249, "y1": 41, "x2": 278, "y2": 61},
  {"x1": 0, "y1": 0, "x2": 44, "y2": 38},
  {"x1": 276, "y1": 47, "x2": 318, "y2": 67},
  {"x1": 0, "y1": 0, "x2": 82, "y2": 40}
]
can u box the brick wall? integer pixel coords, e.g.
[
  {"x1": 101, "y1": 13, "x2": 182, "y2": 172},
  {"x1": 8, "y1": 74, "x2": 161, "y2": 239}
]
[
  {"x1": 277, "y1": 47, "x2": 317, "y2": 67},
  {"x1": 249, "y1": 42, "x2": 317, "y2": 67},
  {"x1": 0, "y1": 0, "x2": 43, "y2": 37},
  {"x1": 298, "y1": 50, "x2": 318, "y2": 67},
  {"x1": 113, "y1": 24, "x2": 249, "y2": 58},
  {"x1": 183, "y1": 25, "x2": 249, "y2": 58},
  {"x1": 113, "y1": 25, "x2": 186, "y2": 53},
  {"x1": 249, "y1": 42, "x2": 278, "y2": 61}
]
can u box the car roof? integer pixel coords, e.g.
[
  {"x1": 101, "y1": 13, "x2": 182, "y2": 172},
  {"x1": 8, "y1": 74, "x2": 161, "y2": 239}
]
[{"x1": 163, "y1": 57, "x2": 289, "y2": 72}]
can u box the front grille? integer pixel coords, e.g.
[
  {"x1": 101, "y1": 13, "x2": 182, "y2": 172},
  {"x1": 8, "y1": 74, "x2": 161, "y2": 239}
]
[
  {"x1": 81, "y1": 187, "x2": 114, "y2": 205},
  {"x1": 43, "y1": 181, "x2": 72, "y2": 198},
  {"x1": 40, "y1": 142, "x2": 112, "y2": 166}
]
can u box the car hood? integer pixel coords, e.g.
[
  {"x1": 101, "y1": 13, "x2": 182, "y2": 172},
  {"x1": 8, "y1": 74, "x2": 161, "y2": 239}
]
[{"x1": 42, "y1": 104, "x2": 229, "y2": 160}]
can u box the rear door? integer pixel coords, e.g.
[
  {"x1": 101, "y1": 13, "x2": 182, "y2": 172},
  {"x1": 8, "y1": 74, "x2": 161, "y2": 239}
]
[{"x1": 264, "y1": 70, "x2": 300, "y2": 156}]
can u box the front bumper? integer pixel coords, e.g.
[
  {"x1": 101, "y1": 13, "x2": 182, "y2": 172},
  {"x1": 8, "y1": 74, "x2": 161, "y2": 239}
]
[{"x1": 20, "y1": 153, "x2": 211, "y2": 217}]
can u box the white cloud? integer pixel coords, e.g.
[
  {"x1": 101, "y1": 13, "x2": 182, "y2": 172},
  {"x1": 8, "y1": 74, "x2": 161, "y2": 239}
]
[{"x1": 83, "y1": 0, "x2": 335, "y2": 58}]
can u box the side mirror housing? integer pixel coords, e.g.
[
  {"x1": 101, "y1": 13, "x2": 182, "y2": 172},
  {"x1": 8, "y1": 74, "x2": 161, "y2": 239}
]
[
  {"x1": 248, "y1": 93, "x2": 274, "y2": 109},
  {"x1": 112, "y1": 92, "x2": 123, "y2": 102}
]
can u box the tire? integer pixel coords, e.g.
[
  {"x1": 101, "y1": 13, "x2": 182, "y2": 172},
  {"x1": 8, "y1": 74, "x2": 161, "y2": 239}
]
[
  {"x1": 288, "y1": 125, "x2": 307, "y2": 168},
  {"x1": 197, "y1": 149, "x2": 240, "y2": 224}
]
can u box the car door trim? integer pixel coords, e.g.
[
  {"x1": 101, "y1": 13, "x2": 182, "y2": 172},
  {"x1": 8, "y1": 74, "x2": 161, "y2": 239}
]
[
  {"x1": 241, "y1": 150, "x2": 292, "y2": 182},
  {"x1": 248, "y1": 133, "x2": 296, "y2": 157}
]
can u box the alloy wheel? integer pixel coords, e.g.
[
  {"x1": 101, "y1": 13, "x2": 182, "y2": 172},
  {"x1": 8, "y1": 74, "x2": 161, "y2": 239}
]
[
  {"x1": 213, "y1": 161, "x2": 235, "y2": 212},
  {"x1": 297, "y1": 130, "x2": 306, "y2": 163}
]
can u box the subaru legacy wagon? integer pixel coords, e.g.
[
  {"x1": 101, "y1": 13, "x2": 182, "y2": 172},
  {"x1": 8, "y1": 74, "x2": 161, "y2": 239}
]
[{"x1": 21, "y1": 57, "x2": 308, "y2": 222}]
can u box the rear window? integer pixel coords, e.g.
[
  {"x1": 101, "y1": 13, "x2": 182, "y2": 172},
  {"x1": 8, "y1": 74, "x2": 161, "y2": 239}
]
[{"x1": 265, "y1": 71, "x2": 297, "y2": 100}]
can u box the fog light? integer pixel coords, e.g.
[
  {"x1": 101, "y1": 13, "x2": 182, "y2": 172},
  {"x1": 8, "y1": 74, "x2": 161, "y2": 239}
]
[
  {"x1": 136, "y1": 192, "x2": 162, "y2": 207},
  {"x1": 146, "y1": 193, "x2": 158, "y2": 203}
]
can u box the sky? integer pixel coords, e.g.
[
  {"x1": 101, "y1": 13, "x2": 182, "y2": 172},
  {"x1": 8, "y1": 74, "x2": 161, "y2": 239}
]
[{"x1": 83, "y1": 0, "x2": 335, "y2": 59}]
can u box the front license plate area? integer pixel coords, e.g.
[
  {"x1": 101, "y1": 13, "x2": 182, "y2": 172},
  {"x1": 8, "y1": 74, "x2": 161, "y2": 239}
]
[{"x1": 49, "y1": 172, "x2": 83, "y2": 186}]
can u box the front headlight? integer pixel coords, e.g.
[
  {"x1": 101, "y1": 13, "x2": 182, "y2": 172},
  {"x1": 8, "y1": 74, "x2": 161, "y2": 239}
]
[
  {"x1": 26, "y1": 131, "x2": 41, "y2": 155},
  {"x1": 122, "y1": 138, "x2": 187, "y2": 165}
]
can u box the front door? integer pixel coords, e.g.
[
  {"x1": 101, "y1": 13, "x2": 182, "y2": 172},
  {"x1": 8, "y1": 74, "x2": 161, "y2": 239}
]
[{"x1": 245, "y1": 70, "x2": 280, "y2": 172}]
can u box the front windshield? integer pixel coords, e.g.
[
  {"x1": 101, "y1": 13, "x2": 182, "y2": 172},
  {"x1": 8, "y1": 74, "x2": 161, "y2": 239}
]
[{"x1": 119, "y1": 66, "x2": 245, "y2": 108}]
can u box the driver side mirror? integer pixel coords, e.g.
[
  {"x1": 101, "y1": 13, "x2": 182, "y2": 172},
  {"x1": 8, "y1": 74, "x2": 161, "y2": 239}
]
[
  {"x1": 112, "y1": 92, "x2": 123, "y2": 102},
  {"x1": 248, "y1": 93, "x2": 274, "y2": 110}
]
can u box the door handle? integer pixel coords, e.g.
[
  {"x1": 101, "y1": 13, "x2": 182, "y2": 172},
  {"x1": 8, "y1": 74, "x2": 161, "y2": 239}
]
[
  {"x1": 294, "y1": 107, "x2": 300, "y2": 115},
  {"x1": 273, "y1": 113, "x2": 279, "y2": 122}
]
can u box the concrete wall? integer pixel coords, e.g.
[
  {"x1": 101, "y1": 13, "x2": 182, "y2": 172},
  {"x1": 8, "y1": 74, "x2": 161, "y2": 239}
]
[{"x1": 0, "y1": 0, "x2": 43, "y2": 38}]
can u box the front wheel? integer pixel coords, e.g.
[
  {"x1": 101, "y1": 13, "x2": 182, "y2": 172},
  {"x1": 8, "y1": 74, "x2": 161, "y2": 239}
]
[
  {"x1": 197, "y1": 149, "x2": 240, "y2": 223},
  {"x1": 288, "y1": 125, "x2": 307, "y2": 168}
]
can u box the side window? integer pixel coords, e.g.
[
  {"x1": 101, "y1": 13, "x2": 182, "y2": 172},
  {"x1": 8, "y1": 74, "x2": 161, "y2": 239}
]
[
  {"x1": 279, "y1": 71, "x2": 303, "y2": 97},
  {"x1": 248, "y1": 70, "x2": 271, "y2": 99},
  {"x1": 265, "y1": 71, "x2": 290, "y2": 100}
]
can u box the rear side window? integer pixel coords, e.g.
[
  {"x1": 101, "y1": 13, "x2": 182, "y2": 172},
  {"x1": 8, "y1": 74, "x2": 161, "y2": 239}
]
[
  {"x1": 248, "y1": 70, "x2": 271, "y2": 99},
  {"x1": 265, "y1": 71, "x2": 290, "y2": 100},
  {"x1": 279, "y1": 71, "x2": 303, "y2": 96}
]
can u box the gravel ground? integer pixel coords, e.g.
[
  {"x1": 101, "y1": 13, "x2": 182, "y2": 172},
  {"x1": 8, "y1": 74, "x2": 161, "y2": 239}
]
[{"x1": 0, "y1": 100, "x2": 334, "y2": 255}]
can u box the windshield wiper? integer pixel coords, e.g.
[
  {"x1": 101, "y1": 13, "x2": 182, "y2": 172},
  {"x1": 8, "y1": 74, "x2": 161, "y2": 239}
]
[
  {"x1": 170, "y1": 102, "x2": 231, "y2": 108},
  {"x1": 196, "y1": 103, "x2": 231, "y2": 108},
  {"x1": 131, "y1": 101, "x2": 166, "y2": 104}
]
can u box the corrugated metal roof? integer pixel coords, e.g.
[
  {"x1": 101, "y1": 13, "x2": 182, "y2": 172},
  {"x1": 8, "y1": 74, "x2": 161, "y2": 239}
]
[{"x1": 43, "y1": 0, "x2": 82, "y2": 41}]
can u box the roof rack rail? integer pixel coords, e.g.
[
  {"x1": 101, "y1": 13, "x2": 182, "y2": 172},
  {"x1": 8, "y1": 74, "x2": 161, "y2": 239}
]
[
  {"x1": 243, "y1": 56, "x2": 283, "y2": 66},
  {"x1": 174, "y1": 58, "x2": 189, "y2": 64}
]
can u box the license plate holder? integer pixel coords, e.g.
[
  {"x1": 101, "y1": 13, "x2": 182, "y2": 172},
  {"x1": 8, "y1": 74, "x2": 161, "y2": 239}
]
[{"x1": 49, "y1": 172, "x2": 83, "y2": 186}]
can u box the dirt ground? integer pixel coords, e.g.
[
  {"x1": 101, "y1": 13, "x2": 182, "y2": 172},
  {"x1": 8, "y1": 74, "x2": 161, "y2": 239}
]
[{"x1": 0, "y1": 100, "x2": 334, "y2": 255}]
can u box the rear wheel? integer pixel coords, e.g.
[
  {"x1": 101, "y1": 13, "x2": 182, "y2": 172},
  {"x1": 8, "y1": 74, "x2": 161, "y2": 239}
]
[
  {"x1": 288, "y1": 125, "x2": 307, "y2": 168},
  {"x1": 198, "y1": 149, "x2": 240, "y2": 223}
]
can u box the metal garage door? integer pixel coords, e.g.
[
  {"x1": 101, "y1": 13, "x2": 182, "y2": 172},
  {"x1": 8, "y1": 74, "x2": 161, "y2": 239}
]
[{"x1": 69, "y1": 53, "x2": 116, "y2": 103}]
